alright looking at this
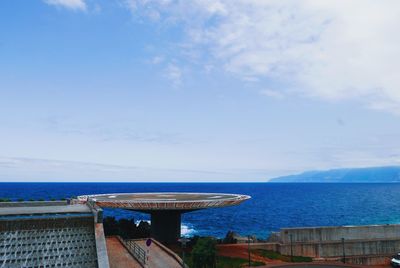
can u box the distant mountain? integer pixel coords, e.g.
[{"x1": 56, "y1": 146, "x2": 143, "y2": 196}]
[{"x1": 269, "y1": 166, "x2": 400, "y2": 183}]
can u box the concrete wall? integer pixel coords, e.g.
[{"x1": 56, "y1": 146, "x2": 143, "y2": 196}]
[
  {"x1": 344, "y1": 255, "x2": 392, "y2": 266},
  {"x1": 95, "y1": 223, "x2": 110, "y2": 268},
  {"x1": 263, "y1": 224, "x2": 400, "y2": 265},
  {"x1": 280, "y1": 224, "x2": 400, "y2": 243},
  {"x1": 251, "y1": 242, "x2": 394, "y2": 266},
  {"x1": 0, "y1": 200, "x2": 68, "y2": 207},
  {"x1": 278, "y1": 238, "x2": 400, "y2": 257},
  {"x1": 315, "y1": 255, "x2": 392, "y2": 266}
]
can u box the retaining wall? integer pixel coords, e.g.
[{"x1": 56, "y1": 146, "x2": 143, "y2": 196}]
[
  {"x1": 278, "y1": 238, "x2": 400, "y2": 257},
  {"x1": 264, "y1": 224, "x2": 400, "y2": 266},
  {"x1": 280, "y1": 224, "x2": 400, "y2": 243}
]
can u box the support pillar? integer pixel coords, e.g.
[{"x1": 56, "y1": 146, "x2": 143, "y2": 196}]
[{"x1": 150, "y1": 210, "x2": 182, "y2": 244}]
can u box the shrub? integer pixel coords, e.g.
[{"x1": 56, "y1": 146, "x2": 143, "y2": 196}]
[
  {"x1": 103, "y1": 217, "x2": 150, "y2": 239},
  {"x1": 191, "y1": 237, "x2": 217, "y2": 268},
  {"x1": 254, "y1": 249, "x2": 312, "y2": 262}
]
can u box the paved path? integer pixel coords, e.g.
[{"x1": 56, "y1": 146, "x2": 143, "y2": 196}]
[
  {"x1": 106, "y1": 237, "x2": 141, "y2": 268},
  {"x1": 136, "y1": 239, "x2": 182, "y2": 268},
  {"x1": 106, "y1": 236, "x2": 183, "y2": 268}
]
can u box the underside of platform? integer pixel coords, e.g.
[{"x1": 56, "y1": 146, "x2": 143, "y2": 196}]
[{"x1": 150, "y1": 210, "x2": 182, "y2": 244}]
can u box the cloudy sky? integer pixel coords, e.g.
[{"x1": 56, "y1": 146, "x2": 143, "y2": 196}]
[{"x1": 1, "y1": 0, "x2": 400, "y2": 182}]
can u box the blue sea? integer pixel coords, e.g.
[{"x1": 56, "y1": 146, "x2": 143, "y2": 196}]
[{"x1": 1, "y1": 183, "x2": 399, "y2": 239}]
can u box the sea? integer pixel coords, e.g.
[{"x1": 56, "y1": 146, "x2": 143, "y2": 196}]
[{"x1": 1, "y1": 182, "x2": 399, "y2": 239}]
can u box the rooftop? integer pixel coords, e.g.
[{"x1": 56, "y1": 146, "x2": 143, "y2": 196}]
[{"x1": 0, "y1": 203, "x2": 91, "y2": 216}]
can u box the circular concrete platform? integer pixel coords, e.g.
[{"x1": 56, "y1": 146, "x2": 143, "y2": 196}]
[
  {"x1": 77, "y1": 192, "x2": 250, "y2": 244},
  {"x1": 78, "y1": 192, "x2": 250, "y2": 211}
]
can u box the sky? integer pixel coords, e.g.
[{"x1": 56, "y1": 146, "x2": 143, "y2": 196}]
[{"x1": 1, "y1": 0, "x2": 400, "y2": 182}]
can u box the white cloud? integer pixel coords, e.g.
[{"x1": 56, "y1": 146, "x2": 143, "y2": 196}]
[
  {"x1": 164, "y1": 63, "x2": 182, "y2": 87},
  {"x1": 125, "y1": 0, "x2": 400, "y2": 114},
  {"x1": 259, "y1": 89, "x2": 285, "y2": 100},
  {"x1": 44, "y1": 0, "x2": 87, "y2": 11},
  {"x1": 150, "y1": 56, "x2": 164, "y2": 65},
  {"x1": 121, "y1": 0, "x2": 172, "y2": 20}
]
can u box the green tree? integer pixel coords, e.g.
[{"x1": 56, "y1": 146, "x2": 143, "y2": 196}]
[{"x1": 191, "y1": 237, "x2": 217, "y2": 268}]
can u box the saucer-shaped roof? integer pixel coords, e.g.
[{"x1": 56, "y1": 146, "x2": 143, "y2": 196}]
[{"x1": 77, "y1": 192, "x2": 250, "y2": 211}]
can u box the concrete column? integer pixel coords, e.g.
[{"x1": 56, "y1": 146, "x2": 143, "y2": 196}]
[{"x1": 150, "y1": 211, "x2": 181, "y2": 244}]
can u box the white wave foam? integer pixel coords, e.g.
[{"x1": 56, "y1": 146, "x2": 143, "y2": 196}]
[
  {"x1": 135, "y1": 220, "x2": 197, "y2": 237},
  {"x1": 181, "y1": 223, "x2": 197, "y2": 237},
  {"x1": 135, "y1": 220, "x2": 150, "y2": 225}
]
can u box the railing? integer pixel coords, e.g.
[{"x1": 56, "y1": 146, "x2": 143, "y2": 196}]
[{"x1": 124, "y1": 239, "x2": 147, "y2": 266}]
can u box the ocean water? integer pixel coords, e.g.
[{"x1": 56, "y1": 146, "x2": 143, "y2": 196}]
[{"x1": 1, "y1": 183, "x2": 400, "y2": 239}]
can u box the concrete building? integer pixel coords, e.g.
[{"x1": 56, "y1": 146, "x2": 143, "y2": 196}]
[
  {"x1": 76, "y1": 192, "x2": 251, "y2": 244},
  {"x1": 264, "y1": 224, "x2": 400, "y2": 265},
  {"x1": 0, "y1": 201, "x2": 109, "y2": 268}
]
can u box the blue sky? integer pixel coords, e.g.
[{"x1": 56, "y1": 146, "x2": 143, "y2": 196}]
[{"x1": 1, "y1": 0, "x2": 400, "y2": 182}]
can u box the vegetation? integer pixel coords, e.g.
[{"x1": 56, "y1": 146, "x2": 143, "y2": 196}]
[
  {"x1": 183, "y1": 237, "x2": 265, "y2": 268},
  {"x1": 191, "y1": 237, "x2": 217, "y2": 268},
  {"x1": 253, "y1": 249, "x2": 312, "y2": 262},
  {"x1": 103, "y1": 216, "x2": 150, "y2": 239},
  {"x1": 216, "y1": 256, "x2": 264, "y2": 267},
  {"x1": 0, "y1": 198, "x2": 11, "y2": 202},
  {"x1": 185, "y1": 254, "x2": 264, "y2": 268}
]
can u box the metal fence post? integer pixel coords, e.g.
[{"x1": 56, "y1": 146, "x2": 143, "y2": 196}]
[
  {"x1": 290, "y1": 233, "x2": 293, "y2": 262},
  {"x1": 341, "y1": 238, "x2": 345, "y2": 264},
  {"x1": 248, "y1": 235, "x2": 251, "y2": 267}
]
